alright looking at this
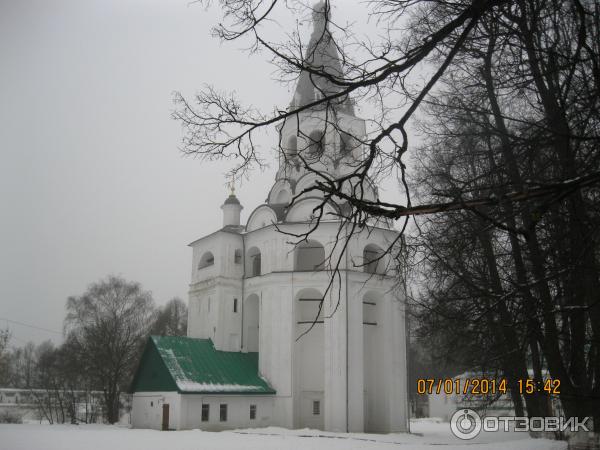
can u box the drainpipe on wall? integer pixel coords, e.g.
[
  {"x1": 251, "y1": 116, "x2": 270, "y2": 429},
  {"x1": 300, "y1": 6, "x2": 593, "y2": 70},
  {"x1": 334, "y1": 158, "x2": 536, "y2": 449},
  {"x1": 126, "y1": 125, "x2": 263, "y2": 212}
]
[{"x1": 241, "y1": 235, "x2": 246, "y2": 350}]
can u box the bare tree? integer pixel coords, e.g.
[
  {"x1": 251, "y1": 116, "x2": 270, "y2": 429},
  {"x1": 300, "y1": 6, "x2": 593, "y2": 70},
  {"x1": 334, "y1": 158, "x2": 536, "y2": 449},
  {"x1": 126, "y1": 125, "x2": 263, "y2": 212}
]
[
  {"x1": 410, "y1": 8, "x2": 600, "y2": 422},
  {"x1": 0, "y1": 329, "x2": 10, "y2": 386},
  {"x1": 173, "y1": 0, "x2": 598, "y2": 218},
  {"x1": 173, "y1": 0, "x2": 600, "y2": 429},
  {"x1": 172, "y1": 0, "x2": 599, "y2": 286},
  {"x1": 64, "y1": 276, "x2": 155, "y2": 424},
  {"x1": 33, "y1": 341, "x2": 63, "y2": 424},
  {"x1": 150, "y1": 297, "x2": 188, "y2": 337},
  {"x1": 8, "y1": 341, "x2": 37, "y2": 389}
]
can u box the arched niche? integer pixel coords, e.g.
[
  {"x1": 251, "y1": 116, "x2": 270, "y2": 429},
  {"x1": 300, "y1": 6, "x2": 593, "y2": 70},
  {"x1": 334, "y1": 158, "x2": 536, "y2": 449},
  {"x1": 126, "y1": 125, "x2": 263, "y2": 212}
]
[
  {"x1": 246, "y1": 205, "x2": 278, "y2": 231},
  {"x1": 294, "y1": 240, "x2": 326, "y2": 271},
  {"x1": 362, "y1": 290, "x2": 385, "y2": 432},
  {"x1": 246, "y1": 247, "x2": 262, "y2": 277},
  {"x1": 268, "y1": 179, "x2": 294, "y2": 205},
  {"x1": 286, "y1": 135, "x2": 298, "y2": 158},
  {"x1": 244, "y1": 293, "x2": 260, "y2": 352},
  {"x1": 197, "y1": 251, "x2": 215, "y2": 270},
  {"x1": 339, "y1": 130, "x2": 359, "y2": 156},
  {"x1": 363, "y1": 243, "x2": 386, "y2": 274},
  {"x1": 275, "y1": 189, "x2": 291, "y2": 204},
  {"x1": 294, "y1": 287, "x2": 325, "y2": 429},
  {"x1": 306, "y1": 130, "x2": 325, "y2": 159}
]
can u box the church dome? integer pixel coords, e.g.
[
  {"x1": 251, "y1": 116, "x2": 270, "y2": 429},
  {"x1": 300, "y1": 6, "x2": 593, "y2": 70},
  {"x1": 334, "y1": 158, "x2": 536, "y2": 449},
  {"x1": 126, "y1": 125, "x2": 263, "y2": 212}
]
[{"x1": 223, "y1": 194, "x2": 241, "y2": 205}]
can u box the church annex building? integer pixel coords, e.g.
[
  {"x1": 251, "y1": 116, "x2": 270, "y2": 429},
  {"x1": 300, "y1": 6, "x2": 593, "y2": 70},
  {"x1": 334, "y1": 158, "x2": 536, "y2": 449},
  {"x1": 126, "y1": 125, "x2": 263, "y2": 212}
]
[{"x1": 130, "y1": 2, "x2": 409, "y2": 434}]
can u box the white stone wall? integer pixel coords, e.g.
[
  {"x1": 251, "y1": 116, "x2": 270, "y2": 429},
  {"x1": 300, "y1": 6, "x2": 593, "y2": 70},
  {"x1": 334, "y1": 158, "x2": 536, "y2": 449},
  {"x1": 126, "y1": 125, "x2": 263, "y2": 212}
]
[
  {"x1": 188, "y1": 231, "x2": 244, "y2": 350},
  {"x1": 131, "y1": 392, "x2": 181, "y2": 430},
  {"x1": 179, "y1": 395, "x2": 275, "y2": 431},
  {"x1": 189, "y1": 231, "x2": 244, "y2": 286},
  {"x1": 186, "y1": 221, "x2": 408, "y2": 433},
  {"x1": 132, "y1": 393, "x2": 275, "y2": 431}
]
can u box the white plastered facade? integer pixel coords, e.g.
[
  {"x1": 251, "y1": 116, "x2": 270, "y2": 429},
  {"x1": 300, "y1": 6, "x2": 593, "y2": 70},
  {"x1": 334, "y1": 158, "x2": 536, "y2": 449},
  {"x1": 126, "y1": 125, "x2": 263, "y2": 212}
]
[
  {"x1": 185, "y1": 102, "x2": 409, "y2": 433},
  {"x1": 186, "y1": 218, "x2": 409, "y2": 432},
  {"x1": 179, "y1": 2, "x2": 408, "y2": 430}
]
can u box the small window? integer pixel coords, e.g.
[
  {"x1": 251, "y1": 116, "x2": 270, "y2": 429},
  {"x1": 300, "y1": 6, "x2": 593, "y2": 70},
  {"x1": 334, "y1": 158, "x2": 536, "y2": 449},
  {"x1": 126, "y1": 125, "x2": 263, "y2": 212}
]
[
  {"x1": 250, "y1": 404, "x2": 257, "y2": 420},
  {"x1": 233, "y1": 298, "x2": 238, "y2": 313},
  {"x1": 220, "y1": 404, "x2": 228, "y2": 422},
  {"x1": 287, "y1": 136, "x2": 298, "y2": 159},
  {"x1": 150, "y1": 401, "x2": 153, "y2": 407},
  {"x1": 247, "y1": 247, "x2": 262, "y2": 277},
  {"x1": 234, "y1": 249, "x2": 242, "y2": 264},
  {"x1": 308, "y1": 131, "x2": 324, "y2": 158},
  {"x1": 201, "y1": 404, "x2": 209, "y2": 422},
  {"x1": 340, "y1": 132, "x2": 354, "y2": 155},
  {"x1": 363, "y1": 244, "x2": 385, "y2": 274},
  {"x1": 312, "y1": 400, "x2": 320, "y2": 415}
]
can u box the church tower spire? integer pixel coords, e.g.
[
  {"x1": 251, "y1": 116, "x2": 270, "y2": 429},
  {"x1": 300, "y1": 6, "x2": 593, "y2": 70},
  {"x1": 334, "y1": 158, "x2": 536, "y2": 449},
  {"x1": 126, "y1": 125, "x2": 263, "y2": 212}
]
[
  {"x1": 129, "y1": 1, "x2": 407, "y2": 436},
  {"x1": 291, "y1": 1, "x2": 353, "y2": 115},
  {"x1": 274, "y1": 1, "x2": 365, "y2": 187}
]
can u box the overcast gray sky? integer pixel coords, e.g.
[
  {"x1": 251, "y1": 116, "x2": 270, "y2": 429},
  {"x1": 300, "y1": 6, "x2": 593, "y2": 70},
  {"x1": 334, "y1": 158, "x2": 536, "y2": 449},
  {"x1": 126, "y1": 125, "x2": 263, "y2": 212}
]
[{"x1": 0, "y1": 0, "x2": 404, "y2": 346}]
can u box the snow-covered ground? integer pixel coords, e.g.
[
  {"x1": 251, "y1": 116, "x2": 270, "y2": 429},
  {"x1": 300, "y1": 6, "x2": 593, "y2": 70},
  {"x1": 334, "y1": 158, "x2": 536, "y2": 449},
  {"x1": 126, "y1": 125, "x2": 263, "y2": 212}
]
[{"x1": 0, "y1": 418, "x2": 567, "y2": 450}]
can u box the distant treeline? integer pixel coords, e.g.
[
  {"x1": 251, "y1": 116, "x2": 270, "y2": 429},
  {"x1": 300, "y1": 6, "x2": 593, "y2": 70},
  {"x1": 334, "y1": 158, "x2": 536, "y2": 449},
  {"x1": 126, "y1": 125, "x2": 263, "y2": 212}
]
[{"x1": 0, "y1": 276, "x2": 187, "y2": 424}]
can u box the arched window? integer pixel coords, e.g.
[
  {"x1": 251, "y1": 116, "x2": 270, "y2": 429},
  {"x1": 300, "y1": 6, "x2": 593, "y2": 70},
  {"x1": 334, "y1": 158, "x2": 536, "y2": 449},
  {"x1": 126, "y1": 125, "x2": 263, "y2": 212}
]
[
  {"x1": 363, "y1": 244, "x2": 384, "y2": 274},
  {"x1": 308, "y1": 131, "x2": 325, "y2": 159},
  {"x1": 294, "y1": 240, "x2": 325, "y2": 271},
  {"x1": 294, "y1": 287, "x2": 325, "y2": 429},
  {"x1": 244, "y1": 294, "x2": 260, "y2": 352},
  {"x1": 287, "y1": 136, "x2": 298, "y2": 158},
  {"x1": 340, "y1": 132, "x2": 354, "y2": 155},
  {"x1": 362, "y1": 291, "x2": 383, "y2": 432},
  {"x1": 363, "y1": 297, "x2": 378, "y2": 326},
  {"x1": 234, "y1": 249, "x2": 242, "y2": 264},
  {"x1": 274, "y1": 189, "x2": 291, "y2": 205},
  {"x1": 247, "y1": 247, "x2": 262, "y2": 277},
  {"x1": 198, "y1": 251, "x2": 215, "y2": 270}
]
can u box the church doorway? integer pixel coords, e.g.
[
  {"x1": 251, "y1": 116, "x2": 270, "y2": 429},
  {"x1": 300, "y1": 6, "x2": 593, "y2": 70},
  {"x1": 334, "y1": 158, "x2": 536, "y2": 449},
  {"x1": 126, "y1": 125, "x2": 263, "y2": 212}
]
[
  {"x1": 294, "y1": 288, "x2": 325, "y2": 429},
  {"x1": 363, "y1": 291, "x2": 384, "y2": 432},
  {"x1": 161, "y1": 404, "x2": 170, "y2": 431}
]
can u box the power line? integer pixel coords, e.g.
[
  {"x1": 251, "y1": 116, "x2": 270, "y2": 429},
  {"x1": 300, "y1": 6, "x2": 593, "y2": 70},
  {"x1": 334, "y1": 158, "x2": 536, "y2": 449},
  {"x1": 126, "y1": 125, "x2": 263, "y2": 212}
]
[{"x1": 0, "y1": 317, "x2": 62, "y2": 336}]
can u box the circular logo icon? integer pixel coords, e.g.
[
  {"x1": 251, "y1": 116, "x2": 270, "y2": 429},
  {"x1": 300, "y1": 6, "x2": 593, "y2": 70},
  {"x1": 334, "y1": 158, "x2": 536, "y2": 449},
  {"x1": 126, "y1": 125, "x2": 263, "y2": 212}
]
[{"x1": 450, "y1": 408, "x2": 482, "y2": 440}]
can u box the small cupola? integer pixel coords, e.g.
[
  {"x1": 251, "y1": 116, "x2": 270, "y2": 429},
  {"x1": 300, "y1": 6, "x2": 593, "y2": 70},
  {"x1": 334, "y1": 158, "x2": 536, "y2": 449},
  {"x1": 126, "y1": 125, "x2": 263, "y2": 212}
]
[{"x1": 221, "y1": 185, "x2": 243, "y2": 227}]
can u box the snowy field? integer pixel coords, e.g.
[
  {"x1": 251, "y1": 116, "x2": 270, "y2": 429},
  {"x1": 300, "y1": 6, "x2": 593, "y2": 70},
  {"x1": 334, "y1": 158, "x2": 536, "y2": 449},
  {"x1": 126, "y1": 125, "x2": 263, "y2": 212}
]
[{"x1": 0, "y1": 418, "x2": 567, "y2": 450}]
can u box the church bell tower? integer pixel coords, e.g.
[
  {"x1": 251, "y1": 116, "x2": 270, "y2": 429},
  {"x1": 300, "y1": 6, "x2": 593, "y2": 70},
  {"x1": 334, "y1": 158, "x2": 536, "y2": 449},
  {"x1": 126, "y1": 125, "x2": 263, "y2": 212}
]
[{"x1": 184, "y1": 1, "x2": 409, "y2": 434}]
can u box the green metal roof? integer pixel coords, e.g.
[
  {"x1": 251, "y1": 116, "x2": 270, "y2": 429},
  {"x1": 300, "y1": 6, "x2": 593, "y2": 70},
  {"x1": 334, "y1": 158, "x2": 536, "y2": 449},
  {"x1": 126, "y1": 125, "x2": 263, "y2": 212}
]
[{"x1": 131, "y1": 336, "x2": 275, "y2": 395}]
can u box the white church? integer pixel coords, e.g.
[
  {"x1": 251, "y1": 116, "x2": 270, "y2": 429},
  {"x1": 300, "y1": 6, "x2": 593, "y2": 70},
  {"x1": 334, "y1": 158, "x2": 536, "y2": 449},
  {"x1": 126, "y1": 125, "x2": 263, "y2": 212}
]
[{"x1": 130, "y1": 2, "x2": 409, "y2": 433}]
